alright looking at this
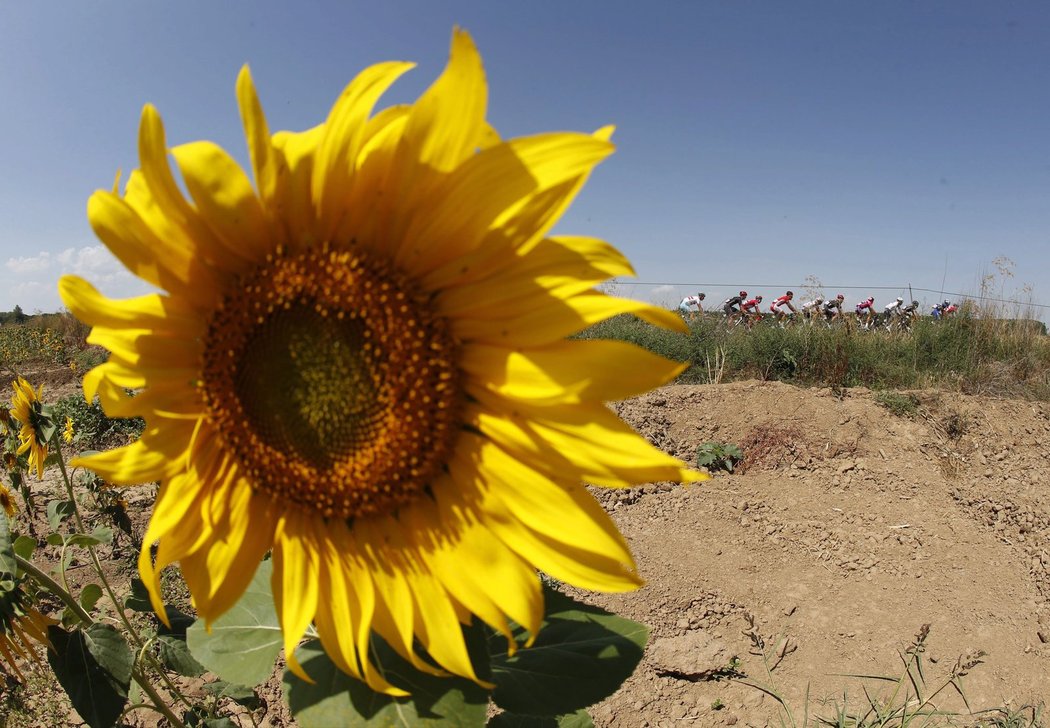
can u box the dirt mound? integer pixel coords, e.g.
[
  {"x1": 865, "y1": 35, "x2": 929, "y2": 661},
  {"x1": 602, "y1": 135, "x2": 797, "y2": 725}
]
[{"x1": 584, "y1": 381, "x2": 1050, "y2": 726}]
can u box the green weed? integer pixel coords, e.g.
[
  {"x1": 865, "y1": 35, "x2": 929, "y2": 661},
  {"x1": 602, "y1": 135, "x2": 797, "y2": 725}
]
[
  {"x1": 697, "y1": 442, "x2": 744, "y2": 473},
  {"x1": 874, "y1": 391, "x2": 921, "y2": 418}
]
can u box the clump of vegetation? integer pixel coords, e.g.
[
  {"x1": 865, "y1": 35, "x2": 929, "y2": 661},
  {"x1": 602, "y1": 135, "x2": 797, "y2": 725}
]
[
  {"x1": 696, "y1": 441, "x2": 743, "y2": 473},
  {"x1": 52, "y1": 393, "x2": 145, "y2": 452},
  {"x1": 943, "y1": 409, "x2": 969, "y2": 440},
  {"x1": 874, "y1": 390, "x2": 921, "y2": 418},
  {"x1": 577, "y1": 314, "x2": 1050, "y2": 400}
]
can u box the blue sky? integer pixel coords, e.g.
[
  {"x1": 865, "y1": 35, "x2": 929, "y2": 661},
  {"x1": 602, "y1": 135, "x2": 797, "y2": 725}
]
[{"x1": 1, "y1": 1, "x2": 1048, "y2": 318}]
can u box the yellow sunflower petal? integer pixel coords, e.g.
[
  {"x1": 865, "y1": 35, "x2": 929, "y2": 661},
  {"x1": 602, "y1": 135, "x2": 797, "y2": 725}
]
[
  {"x1": 418, "y1": 497, "x2": 542, "y2": 648},
  {"x1": 437, "y1": 235, "x2": 632, "y2": 318},
  {"x1": 469, "y1": 400, "x2": 702, "y2": 487},
  {"x1": 371, "y1": 30, "x2": 488, "y2": 260},
  {"x1": 273, "y1": 512, "x2": 321, "y2": 682},
  {"x1": 87, "y1": 327, "x2": 201, "y2": 370},
  {"x1": 313, "y1": 525, "x2": 407, "y2": 696},
  {"x1": 236, "y1": 65, "x2": 278, "y2": 207},
  {"x1": 197, "y1": 482, "x2": 277, "y2": 620},
  {"x1": 87, "y1": 190, "x2": 220, "y2": 299},
  {"x1": 453, "y1": 289, "x2": 687, "y2": 346},
  {"x1": 171, "y1": 140, "x2": 272, "y2": 265},
  {"x1": 399, "y1": 134, "x2": 613, "y2": 279},
  {"x1": 450, "y1": 434, "x2": 640, "y2": 591},
  {"x1": 59, "y1": 276, "x2": 203, "y2": 334},
  {"x1": 92, "y1": 377, "x2": 202, "y2": 420},
  {"x1": 312, "y1": 61, "x2": 415, "y2": 239},
  {"x1": 462, "y1": 339, "x2": 685, "y2": 405},
  {"x1": 405, "y1": 568, "x2": 483, "y2": 684},
  {"x1": 72, "y1": 422, "x2": 193, "y2": 484},
  {"x1": 270, "y1": 125, "x2": 324, "y2": 246},
  {"x1": 400, "y1": 29, "x2": 486, "y2": 174}
]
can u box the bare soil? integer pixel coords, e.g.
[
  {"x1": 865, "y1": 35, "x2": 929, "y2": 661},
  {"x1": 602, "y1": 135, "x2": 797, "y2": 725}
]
[
  {"x1": 5, "y1": 376, "x2": 1050, "y2": 726},
  {"x1": 584, "y1": 381, "x2": 1050, "y2": 726}
]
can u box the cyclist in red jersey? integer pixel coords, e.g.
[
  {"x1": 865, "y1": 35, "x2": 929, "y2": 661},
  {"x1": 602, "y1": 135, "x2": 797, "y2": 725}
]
[
  {"x1": 740, "y1": 295, "x2": 763, "y2": 327},
  {"x1": 769, "y1": 290, "x2": 798, "y2": 323}
]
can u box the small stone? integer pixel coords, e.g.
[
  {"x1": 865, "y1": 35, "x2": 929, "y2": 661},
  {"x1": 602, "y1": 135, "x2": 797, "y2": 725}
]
[
  {"x1": 783, "y1": 604, "x2": 798, "y2": 616},
  {"x1": 1038, "y1": 631, "x2": 1048, "y2": 644}
]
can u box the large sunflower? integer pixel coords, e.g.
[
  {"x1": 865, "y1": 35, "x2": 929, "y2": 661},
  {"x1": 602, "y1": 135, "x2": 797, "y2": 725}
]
[{"x1": 60, "y1": 30, "x2": 701, "y2": 693}]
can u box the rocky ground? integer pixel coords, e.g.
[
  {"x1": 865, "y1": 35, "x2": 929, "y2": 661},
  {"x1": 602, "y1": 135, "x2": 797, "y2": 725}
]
[{"x1": 582, "y1": 381, "x2": 1050, "y2": 726}]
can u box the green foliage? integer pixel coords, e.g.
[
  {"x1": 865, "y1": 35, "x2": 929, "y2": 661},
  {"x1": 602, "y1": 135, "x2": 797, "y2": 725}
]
[
  {"x1": 696, "y1": 442, "x2": 744, "y2": 473},
  {"x1": 53, "y1": 393, "x2": 145, "y2": 452},
  {"x1": 185, "y1": 560, "x2": 284, "y2": 688},
  {"x1": 487, "y1": 587, "x2": 647, "y2": 717},
  {"x1": 576, "y1": 314, "x2": 1050, "y2": 399},
  {"x1": 189, "y1": 559, "x2": 648, "y2": 727},
  {"x1": 284, "y1": 635, "x2": 491, "y2": 728},
  {"x1": 47, "y1": 623, "x2": 133, "y2": 728},
  {"x1": 873, "y1": 391, "x2": 921, "y2": 418}
]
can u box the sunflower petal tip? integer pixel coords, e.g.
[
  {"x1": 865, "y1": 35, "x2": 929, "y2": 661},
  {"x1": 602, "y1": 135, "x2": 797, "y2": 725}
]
[
  {"x1": 684, "y1": 468, "x2": 711, "y2": 484},
  {"x1": 286, "y1": 654, "x2": 314, "y2": 684}
]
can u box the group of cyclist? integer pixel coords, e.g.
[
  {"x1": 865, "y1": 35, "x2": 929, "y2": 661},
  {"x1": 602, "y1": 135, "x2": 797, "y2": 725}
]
[{"x1": 678, "y1": 290, "x2": 952, "y2": 331}]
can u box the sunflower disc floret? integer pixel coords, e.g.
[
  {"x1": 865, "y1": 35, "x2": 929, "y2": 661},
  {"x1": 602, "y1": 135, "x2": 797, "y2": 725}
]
[
  {"x1": 60, "y1": 29, "x2": 703, "y2": 694},
  {"x1": 201, "y1": 243, "x2": 460, "y2": 520}
]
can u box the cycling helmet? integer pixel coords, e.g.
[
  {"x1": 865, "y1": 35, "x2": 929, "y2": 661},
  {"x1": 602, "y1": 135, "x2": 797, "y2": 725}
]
[
  {"x1": 867, "y1": 296, "x2": 875, "y2": 303},
  {"x1": 755, "y1": 295, "x2": 763, "y2": 302},
  {"x1": 837, "y1": 294, "x2": 844, "y2": 300},
  {"x1": 739, "y1": 290, "x2": 748, "y2": 298},
  {"x1": 896, "y1": 296, "x2": 903, "y2": 303},
  {"x1": 786, "y1": 290, "x2": 794, "y2": 297},
  {"x1": 943, "y1": 299, "x2": 950, "y2": 307},
  {"x1": 815, "y1": 297, "x2": 824, "y2": 303},
  {"x1": 912, "y1": 300, "x2": 919, "y2": 307},
  {"x1": 698, "y1": 292, "x2": 706, "y2": 299}
]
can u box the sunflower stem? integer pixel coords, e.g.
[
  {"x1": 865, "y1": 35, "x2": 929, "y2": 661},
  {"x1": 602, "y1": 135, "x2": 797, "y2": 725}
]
[
  {"x1": 13, "y1": 553, "x2": 90, "y2": 624},
  {"x1": 16, "y1": 553, "x2": 188, "y2": 728},
  {"x1": 50, "y1": 434, "x2": 192, "y2": 728}
]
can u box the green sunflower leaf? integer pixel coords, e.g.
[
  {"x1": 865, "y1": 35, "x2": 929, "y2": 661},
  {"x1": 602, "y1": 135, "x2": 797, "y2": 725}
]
[
  {"x1": 203, "y1": 679, "x2": 260, "y2": 708},
  {"x1": 283, "y1": 631, "x2": 490, "y2": 728},
  {"x1": 46, "y1": 499, "x2": 76, "y2": 530},
  {"x1": 12, "y1": 534, "x2": 36, "y2": 561},
  {"x1": 158, "y1": 634, "x2": 207, "y2": 677},
  {"x1": 488, "y1": 710, "x2": 594, "y2": 727},
  {"x1": 47, "y1": 623, "x2": 132, "y2": 728},
  {"x1": 66, "y1": 525, "x2": 113, "y2": 548},
  {"x1": 124, "y1": 577, "x2": 153, "y2": 612},
  {"x1": 186, "y1": 559, "x2": 282, "y2": 687},
  {"x1": 79, "y1": 583, "x2": 103, "y2": 612},
  {"x1": 488, "y1": 587, "x2": 647, "y2": 716}
]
